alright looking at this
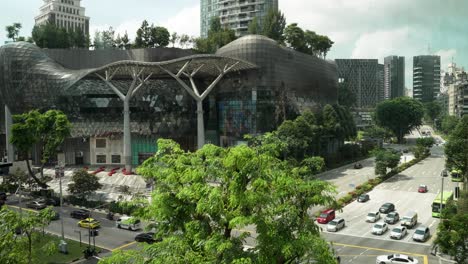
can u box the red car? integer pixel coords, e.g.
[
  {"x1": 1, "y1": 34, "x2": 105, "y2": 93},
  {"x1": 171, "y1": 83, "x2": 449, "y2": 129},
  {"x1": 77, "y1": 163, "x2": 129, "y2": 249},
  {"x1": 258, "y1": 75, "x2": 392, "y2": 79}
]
[
  {"x1": 317, "y1": 209, "x2": 335, "y2": 224},
  {"x1": 418, "y1": 185, "x2": 428, "y2": 193}
]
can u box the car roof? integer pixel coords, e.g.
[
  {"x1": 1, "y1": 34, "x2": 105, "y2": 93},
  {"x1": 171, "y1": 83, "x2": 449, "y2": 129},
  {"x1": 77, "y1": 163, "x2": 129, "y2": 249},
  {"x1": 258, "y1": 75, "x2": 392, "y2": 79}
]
[
  {"x1": 331, "y1": 217, "x2": 343, "y2": 221},
  {"x1": 322, "y1": 209, "x2": 334, "y2": 213},
  {"x1": 416, "y1": 225, "x2": 427, "y2": 230},
  {"x1": 383, "y1": 202, "x2": 393, "y2": 206}
]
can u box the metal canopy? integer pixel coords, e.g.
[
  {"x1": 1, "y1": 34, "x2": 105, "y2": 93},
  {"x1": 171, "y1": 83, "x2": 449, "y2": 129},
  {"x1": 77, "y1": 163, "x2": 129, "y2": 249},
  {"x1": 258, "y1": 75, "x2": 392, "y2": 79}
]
[{"x1": 88, "y1": 54, "x2": 257, "y2": 79}]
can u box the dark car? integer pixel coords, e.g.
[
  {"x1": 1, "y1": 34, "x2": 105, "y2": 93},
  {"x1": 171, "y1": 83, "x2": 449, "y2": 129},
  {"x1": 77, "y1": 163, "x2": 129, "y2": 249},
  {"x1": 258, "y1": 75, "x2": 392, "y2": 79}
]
[
  {"x1": 38, "y1": 197, "x2": 59, "y2": 206},
  {"x1": 379, "y1": 203, "x2": 395, "y2": 214},
  {"x1": 70, "y1": 209, "x2": 91, "y2": 219},
  {"x1": 357, "y1": 194, "x2": 370, "y2": 203},
  {"x1": 384, "y1": 212, "x2": 400, "y2": 224},
  {"x1": 26, "y1": 200, "x2": 47, "y2": 210},
  {"x1": 134, "y1": 232, "x2": 161, "y2": 244},
  {"x1": 354, "y1": 163, "x2": 363, "y2": 169},
  {"x1": 0, "y1": 192, "x2": 7, "y2": 201}
]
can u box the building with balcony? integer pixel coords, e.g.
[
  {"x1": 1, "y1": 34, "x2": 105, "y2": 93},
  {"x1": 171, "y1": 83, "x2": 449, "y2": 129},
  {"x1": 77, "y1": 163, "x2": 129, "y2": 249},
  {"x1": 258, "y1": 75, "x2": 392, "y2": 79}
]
[
  {"x1": 412, "y1": 55, "x2": 440, "y2": 102},
  {"x1": 200, "y1": 0, "x2": 278, "y2": 38},
  {"x1": 35, "y1": 0, "x2": 90, "y2": 37},
  {"x1": 384, "y1": 56, "x2": 405, "y2": 99}
]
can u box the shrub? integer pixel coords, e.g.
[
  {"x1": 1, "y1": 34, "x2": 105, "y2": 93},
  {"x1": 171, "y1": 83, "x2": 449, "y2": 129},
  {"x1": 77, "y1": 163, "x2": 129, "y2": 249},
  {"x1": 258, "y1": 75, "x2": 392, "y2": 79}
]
[
  {"x1": 341, "y1": 194, "x2": 353, "y2": 204},
  {"x1": 362, "y1": 183, "x2": 373, "y2": 191},
  {"x1": 348, "y1": 191, "x2": 357, "y2": 197},
  {"x1": 355, "y1": 188, "x2": 365, "y2": 196},
  {"x1": 355, "y1": 185, "x2": 362, "y2": 190}
]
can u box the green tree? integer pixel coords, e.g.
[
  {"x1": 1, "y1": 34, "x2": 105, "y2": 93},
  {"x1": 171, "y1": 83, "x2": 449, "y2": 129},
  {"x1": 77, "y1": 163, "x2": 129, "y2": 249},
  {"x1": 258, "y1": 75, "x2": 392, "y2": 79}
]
[
  {"x1": 375, "y1": 97, "x2": 424, "y2": 143},
  {"x1": 70, "y1": 27, "x2": 87, "y2": 48},
  {"x1": 440, "y1": 115, "x2": 459, "y2": 135},
  {"x1": 284, "y1": 23, "x2": 306, "y2": 52},
  {"x1": 103, "y1": 139, "x2": 337, "y2": 263},
  {"x1": 444, "y1": 116, "x2": 468, "y2": 188},
  {"x1": 121, "y1": 31, "x2": 130, "y2": 49},
  {"x1": 0, "y1": 207, "x2": 55, "y2": 264},
  {"x1": 194, "y1": 17, "x2": 236, "y2": 53},
  {"x1": 248, "y1": 17, "x2": 260, "y2": 34},
  {"x1": 315, "y1": 34, "x2": 334, "y2": 59},
  {"x1": 101, "y1": 26, "x2": 116, "y2": 49},
  {"x1": 434, "y1": 212, "x2": 468, "y2": 264},
  {"x1": 423, "y1": 101, "x2": 442, "y2": 124},
  {"x1": 261, "y1": 8, "x2": 286, "y2": 43},
  {"x1": 67, "y1": 170, "x2": 103, "y2": 199},
  {"x1": 134, "y1": 20, "x2": 152, "y2": 48},
  {"x1": 374, "y1": 149, "x2": 401, "y2": 177},
  {"x1": 169, "y1": 32, "x2": 178, "y2": 47},
  {"x1": 10, "y1": 110, "x2": 71, "y2": 188},
  {"x1": 150, "y1": 26, "x2": 170, "y2": 47},
  {"x1": 32, "y1": 23, "x2": 71, "y2": 49},
  {"x1": 5, "y1": 22, "x2": 22, "y2": 41}
]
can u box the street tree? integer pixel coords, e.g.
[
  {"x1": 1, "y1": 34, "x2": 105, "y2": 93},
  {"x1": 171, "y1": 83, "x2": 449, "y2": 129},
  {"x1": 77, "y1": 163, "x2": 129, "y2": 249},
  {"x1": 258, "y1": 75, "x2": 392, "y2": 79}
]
[
  {"x1": 10, "y1": 110, "x2": 71, "y2": 188},
  {"x1": 67, "y1": 170, "x2": 103, "y2": 199},
  {"x1": 5, "y1": 23, "x2": 22, "y2": 41},
  {"x1": 103, "y1": 139, "x2": 337, "y2": 263},
  {"x1": 0, "y1": 207, "x2": 55, "y2": 264},
  {"x1": 375, "y1": 97, "x2": 424, "y2": 143},
  {"x1": 444, "y1": 115, "x2": 468, "y2": 187},
  {"x1": 150, "y1": 26, "x2": 170, "y2": 47},
  {"x1": 423, "y1": 101, "x2": 442, "y2": 124},
  {"x1": 440, "y1": 115, "x2": 459, "y2": 135},
  {"x1": 374, "y1": 149, "x2": 401, "y2": 177},
  {"x1": 434, "y1": 212, "x2": 468, "y2": 264}
]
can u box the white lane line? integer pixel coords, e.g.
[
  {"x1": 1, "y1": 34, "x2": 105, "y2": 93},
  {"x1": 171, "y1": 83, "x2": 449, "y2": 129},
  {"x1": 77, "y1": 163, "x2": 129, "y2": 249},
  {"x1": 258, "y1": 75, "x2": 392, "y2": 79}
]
[{"x1": 429, "y1": 220, "x2": 437, "y2": 228}]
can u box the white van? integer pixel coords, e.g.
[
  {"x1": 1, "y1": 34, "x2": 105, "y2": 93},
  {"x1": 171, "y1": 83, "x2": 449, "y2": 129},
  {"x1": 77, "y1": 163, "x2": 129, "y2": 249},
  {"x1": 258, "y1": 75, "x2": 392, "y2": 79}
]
[
  {"x1": 401, "y1": 211, "x2": 417, "y2": 229},
  {"x1": 116, "y1": 216, "x2": 141, "y2": 231}
]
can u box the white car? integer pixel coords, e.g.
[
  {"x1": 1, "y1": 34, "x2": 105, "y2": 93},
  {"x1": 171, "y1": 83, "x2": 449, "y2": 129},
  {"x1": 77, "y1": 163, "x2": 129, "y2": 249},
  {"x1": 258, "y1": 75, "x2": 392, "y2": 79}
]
[
  {"x1": 376, "y1": 254, "x2": 418, "y2": 263},
  {"x1": 116, "y1": 216, "x2": 141, "y2": 231},
  {"x1": 372, "y1": 222, "x2": 388, "y2": 235},
  {"x1": 390, "y1": 226, "x2": 407, "y2": 240},
  {"x1": 327, "y1": 218, "x2": 345, "y2": 232},
  {"x1": 366, "y1": 211, "x2": 381, "y2": 223}
]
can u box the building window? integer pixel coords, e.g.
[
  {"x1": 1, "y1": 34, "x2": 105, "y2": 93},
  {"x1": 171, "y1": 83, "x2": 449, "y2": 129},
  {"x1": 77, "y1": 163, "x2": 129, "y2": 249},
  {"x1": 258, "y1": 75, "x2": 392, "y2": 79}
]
[
  {"x1": 96, "y1": 155, "x2": 106, "y2": 164},
  {"x1": 96, "y1": 139, "x2": 106, "y2": 148},
  {"x1": 111, "y1": 155, "x2": 121, "y2": 164}
]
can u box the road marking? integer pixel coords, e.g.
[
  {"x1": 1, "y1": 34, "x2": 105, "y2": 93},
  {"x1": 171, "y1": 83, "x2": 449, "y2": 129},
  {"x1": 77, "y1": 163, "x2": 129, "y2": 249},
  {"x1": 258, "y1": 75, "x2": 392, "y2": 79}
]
[
  {"x1": 112, "y1": 241, "x2": 136, "y2": 251},
  {"x1": 333, "y1": 242, "x2": 428, "y2": 264},
  {"x1": 429, "y1": 219, "x2": 437, "y2": 228}
]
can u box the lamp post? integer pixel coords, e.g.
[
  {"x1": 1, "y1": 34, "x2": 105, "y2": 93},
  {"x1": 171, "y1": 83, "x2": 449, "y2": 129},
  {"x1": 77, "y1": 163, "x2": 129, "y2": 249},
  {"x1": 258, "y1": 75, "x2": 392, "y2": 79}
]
[
  {"x1": 56, "y1": 165, "x2": 67, "y2": 253},
  {"x1": 440, "y1": 169, "x2": 446, "y2": 216}
]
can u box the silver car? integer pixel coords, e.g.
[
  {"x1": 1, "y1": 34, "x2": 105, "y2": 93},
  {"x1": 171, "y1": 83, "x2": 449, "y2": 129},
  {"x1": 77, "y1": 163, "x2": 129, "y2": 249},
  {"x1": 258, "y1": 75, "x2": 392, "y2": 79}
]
[
  {"x1": 390, "y1": 226, "x2": 407, "y2": 240},
  {"x1": 327, "y1": 218, "x2": 345, "y2": 232},
  {"x1": 372, "y1": 222, "x2": 388, "y2": 235},
  {"x1": 366, "y1": 211, "x2": 381, "y2": 223},
  {"x1": 412, "y1": 226, "x2": 430, "y2": 242}
]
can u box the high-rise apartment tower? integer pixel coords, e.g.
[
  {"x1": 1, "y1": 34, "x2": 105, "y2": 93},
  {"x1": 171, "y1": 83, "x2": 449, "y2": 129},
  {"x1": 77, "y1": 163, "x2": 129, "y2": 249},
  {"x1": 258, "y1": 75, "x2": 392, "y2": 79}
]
[
  {"x1": 200, "y1": 0, "x2": 278, "y2": 38},
  {"x1": 413, "y1": 55, "x2": 441, "y2": 102},
  {"x1": 384, "y1": 56, "x2": 405, "y2": 99},
  {"x1": 35, "y1": 0, "x2": 90, "y2": 36}
]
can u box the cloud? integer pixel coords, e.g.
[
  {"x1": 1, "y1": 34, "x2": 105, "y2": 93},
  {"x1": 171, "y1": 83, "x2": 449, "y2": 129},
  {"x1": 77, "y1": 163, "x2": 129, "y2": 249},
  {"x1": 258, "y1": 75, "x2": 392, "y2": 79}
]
[
  {"x1": 435, "y1": 49, "x2": 457, "y2": 69},
  {"x1": 162, "y1": 4, "x2": 200, "y2": 37}
]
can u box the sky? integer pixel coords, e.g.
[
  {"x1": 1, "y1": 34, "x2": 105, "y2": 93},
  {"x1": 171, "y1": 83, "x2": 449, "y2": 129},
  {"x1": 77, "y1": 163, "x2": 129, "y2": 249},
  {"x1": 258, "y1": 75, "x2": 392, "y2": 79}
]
[{"x1": 1, "y1": 0, "x2": 467, "y2": 89}]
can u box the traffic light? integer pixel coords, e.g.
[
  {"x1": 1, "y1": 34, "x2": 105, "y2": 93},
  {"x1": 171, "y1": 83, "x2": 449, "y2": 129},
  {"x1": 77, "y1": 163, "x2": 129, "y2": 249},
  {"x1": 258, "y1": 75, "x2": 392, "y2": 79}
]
[{"x1": 455, "y1": 186, "x2": 460, "y2": 199}]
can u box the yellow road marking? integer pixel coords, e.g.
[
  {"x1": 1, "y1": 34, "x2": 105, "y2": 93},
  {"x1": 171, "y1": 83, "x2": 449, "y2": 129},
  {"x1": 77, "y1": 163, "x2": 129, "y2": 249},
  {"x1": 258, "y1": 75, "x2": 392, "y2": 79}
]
[
  {"x1": 112, "y1": 241, "x2": 136, "y2": 251},
  {"x1": 333, "y1": 242, "x2": 428, "y2": 264}
]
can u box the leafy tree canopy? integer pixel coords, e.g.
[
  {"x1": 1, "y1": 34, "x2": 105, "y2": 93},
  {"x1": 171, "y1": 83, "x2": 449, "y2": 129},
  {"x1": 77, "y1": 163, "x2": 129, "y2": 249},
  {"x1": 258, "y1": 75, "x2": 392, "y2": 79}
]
[
  {"x1": 434, "y1": 212, "x2": 468, "y2": 264},
  {"x1": 67, "y1": 170, "x2": 103, "y2": 199},
  {"x1": 444, "y1": 115, "x2": 468, "y2": 185},
  {"x1": 32, "y1": 23, "x2": 89, "y2": 49},
  {"x1": 195, "y1": 17, "x2": 237, "y2": 54},
  {"x1": 423, "y1": 101, "x2": 442, "y2": 123},
  {"x1": 373, "y1": 148, "x2": 401, "y2": 177},
  {"x1": 337, "y1": 82, "x2": 357, "y2": 109},
  {"x1": 440, "y1": 115, "x2": 459, "y2": 135},
  {"x1": 5, "y1": 22, "x2": 22, "y2": 41},
  {"x1": 375, "y1": 97, "x2": 424, "y2": 143},
  {"x1": 261, "y1": 8, "x2": 286, "y2": 43},
  {"x1": 102, "y1": 139, "x2": 338, "y2": 263}
]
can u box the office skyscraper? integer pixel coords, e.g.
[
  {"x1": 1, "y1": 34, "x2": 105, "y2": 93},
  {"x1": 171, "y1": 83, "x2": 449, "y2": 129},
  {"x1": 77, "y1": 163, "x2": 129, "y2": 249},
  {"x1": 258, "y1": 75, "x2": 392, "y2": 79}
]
[
  {"x1": 413, "y1": 55, "x2": 441, "y2": 102},
  {"x1": 384, "y1": 56, "x2": 405, "y2": 99},
  {"x1": 336, "y1": 59, "x2": 384, "y2": 109},
  {"x1": 200, "y1": 0, "x2": 278, "y2": 38},
  {"x1": 35, "y1": 0, "x2": 90, "y2": 37}
]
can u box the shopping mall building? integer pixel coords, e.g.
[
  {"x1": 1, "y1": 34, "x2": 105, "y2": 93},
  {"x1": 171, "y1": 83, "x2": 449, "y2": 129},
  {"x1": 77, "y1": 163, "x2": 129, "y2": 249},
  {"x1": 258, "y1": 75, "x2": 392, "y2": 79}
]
[{"x1": 0, "y1": 35, "x2": 338, "y2": 170}]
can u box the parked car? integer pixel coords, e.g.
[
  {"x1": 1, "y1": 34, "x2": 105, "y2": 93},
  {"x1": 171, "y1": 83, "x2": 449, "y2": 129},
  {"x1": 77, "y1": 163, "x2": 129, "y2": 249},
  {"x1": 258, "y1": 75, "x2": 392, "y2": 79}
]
[
  {"x1": 366, "y1": 211, "x2": 380, "y2": 223},
  {"x1": 390, "y1": 226, "x2": 407, "y2": 240},
  {"x1": 78, "y1": 218, "x2": 101, "y2": 229},
  {"x1": 317, "y1": 209, "x2": 335, "y2": 224},
  {"x1": 26, "y1": 200, "x2": 47, "y2": 210},
  {"x1": 401, "y1": 211, "x2": 418, "y2": 229},
  {"x1": 116, "y1": 216, "x2": 141, "y2": 231},
  {"x1": 357, "y1": 194, "x2": 370, "y2": 203},
  {"x1": 372, "y1": 222, "x2": 388, "y2": 235},
  {"x1": 134, "y1": 232, "x2": 161, "y2": 244},
  {"x1": 376, "y1": 254, "x2": 418, "y2": 264},
  {"x1": 412, "y1": 226, "x2": 430, "y2": 242},
  {"x1": 70, "y1": 209, "x2": 91, "y2": 219},
  {"x1": 354, "y1": 163, "x2": 363, "y2": 169},
  {"x1": 418, "y1": 185, "x2": 428, "y2": 193},
  {"x1": 384, "y1": 212, "x2": 400, "y2": 224},
  {"x1": 379, "y1": 203, "x2": 395, "y2": 214},
  {"x1": 327, "y1": 218, "x2": 345, "y2": 232}
]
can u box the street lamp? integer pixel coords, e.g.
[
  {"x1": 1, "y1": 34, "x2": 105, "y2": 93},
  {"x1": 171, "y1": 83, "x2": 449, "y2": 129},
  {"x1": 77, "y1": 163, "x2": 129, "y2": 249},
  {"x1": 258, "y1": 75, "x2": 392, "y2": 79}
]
[
  {"x1": 55, "y1": 165, "x2": 67, "y2": 254},
  {"x1": 440, "y1": 169, "x2": 447, "y2": 216}
]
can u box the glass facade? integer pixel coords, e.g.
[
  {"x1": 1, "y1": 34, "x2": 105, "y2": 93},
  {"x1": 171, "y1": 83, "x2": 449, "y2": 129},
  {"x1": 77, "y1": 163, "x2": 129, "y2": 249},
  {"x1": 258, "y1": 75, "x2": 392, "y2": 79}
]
[{"x1": 413, "y1": 55, "x2": 441, "y2": 102}]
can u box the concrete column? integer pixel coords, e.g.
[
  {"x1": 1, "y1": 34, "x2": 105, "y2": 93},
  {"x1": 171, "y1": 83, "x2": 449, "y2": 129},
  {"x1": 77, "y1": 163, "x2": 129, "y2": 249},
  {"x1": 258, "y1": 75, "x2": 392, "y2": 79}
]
[
  {"x1": 123, "y1": 99, "x2": 132, "y2": 172},
  {"x1": 5, "y1": 105, "x2": 14, "y2": 162},
  {"x1": 196, "y1": 100, "x2": 205, "y2": 149}
]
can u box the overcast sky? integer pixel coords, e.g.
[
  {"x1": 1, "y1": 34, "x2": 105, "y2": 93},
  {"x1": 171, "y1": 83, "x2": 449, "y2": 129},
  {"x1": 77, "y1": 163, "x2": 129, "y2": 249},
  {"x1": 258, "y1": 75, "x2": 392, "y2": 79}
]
[{"x1": 1, "y1": 0, "x2": 467, "y2": 89}]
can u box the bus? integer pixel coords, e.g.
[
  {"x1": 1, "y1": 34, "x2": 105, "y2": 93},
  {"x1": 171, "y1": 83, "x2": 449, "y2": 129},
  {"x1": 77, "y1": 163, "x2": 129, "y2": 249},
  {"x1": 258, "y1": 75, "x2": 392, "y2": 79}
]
[
  {"x1": 451, "y1": 169, "x2": 463, "y2": 182},
  {"x1": 432, "y1": 191, "x2": 454, "y2": 218}
]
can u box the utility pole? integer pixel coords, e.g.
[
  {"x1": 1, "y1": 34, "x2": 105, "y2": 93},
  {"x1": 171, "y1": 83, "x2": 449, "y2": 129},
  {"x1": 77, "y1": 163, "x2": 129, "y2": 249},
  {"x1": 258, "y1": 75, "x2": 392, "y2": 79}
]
[
  {"x1": 56, "y1": 165, "x2": 68, "y2": 253},
  {"x1": 440, "y1": 169, "x2": 445, "y2": 216}
]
